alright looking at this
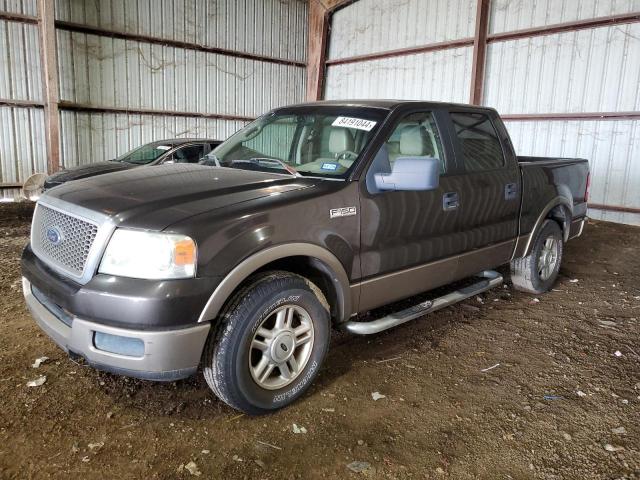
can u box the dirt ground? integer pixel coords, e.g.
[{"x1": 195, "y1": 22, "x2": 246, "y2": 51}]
[{"x1": 0, "y1": 202, "x2": 638, "y2": 480}]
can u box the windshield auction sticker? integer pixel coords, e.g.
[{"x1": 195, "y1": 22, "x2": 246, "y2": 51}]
[{"x1": 332, "y1": 116, "x2": 377, "y2": 131}]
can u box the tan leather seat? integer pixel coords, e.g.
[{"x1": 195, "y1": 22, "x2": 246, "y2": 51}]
[{"x1": 389, "y1": 125, "x2": 434, "y2": 166}]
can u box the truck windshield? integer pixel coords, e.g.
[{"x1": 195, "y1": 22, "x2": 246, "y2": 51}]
[
  {"x1": 115, "y1": 143, "x2": 173, "y2": 165},
  {"x1": 205, "y1": 110, "x2": 385, "y2": 178}
]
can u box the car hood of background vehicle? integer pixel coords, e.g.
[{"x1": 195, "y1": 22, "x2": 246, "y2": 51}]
[
  {"x1": 45, "y1": 161, "x2": 136, "y2": 185},
  {"x1": 45, "y1": 164, "x2": 316, "y2": 230}
]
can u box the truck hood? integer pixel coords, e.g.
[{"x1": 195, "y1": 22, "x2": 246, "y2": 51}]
[
  {"x1": 45, "y1": 161, "x2": 136, "y2": 187},
  {"x1": 44, "y1": 164, "x2": 315, "y2": 230}
]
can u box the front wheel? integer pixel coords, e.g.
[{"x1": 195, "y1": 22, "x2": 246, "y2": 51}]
[
  {"x1": 511, "y1": 219, "x2": 563, "y2": 294},
  {"x1": 202, "y1": 272, "x2": 330, "y2": 414}
]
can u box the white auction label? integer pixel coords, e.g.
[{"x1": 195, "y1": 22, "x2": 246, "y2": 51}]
[{"x1": 331, "y1": 116, "x2": 377, "y2": 131}]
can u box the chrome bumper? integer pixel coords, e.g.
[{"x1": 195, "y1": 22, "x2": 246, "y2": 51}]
[{"x1": 22, "y1": 277, "x2": 210, "y2": 381}]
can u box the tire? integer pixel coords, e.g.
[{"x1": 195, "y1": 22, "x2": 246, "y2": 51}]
[
  {"x1": 511, "y1": 219, "x2": 564, "y2": 294},
  {"x1": 202, "y1": 271, "x2": 330, "y2": 415}
]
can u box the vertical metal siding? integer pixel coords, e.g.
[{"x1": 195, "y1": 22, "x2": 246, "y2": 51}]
[
  {"x1": 56, "y1": 30, "x2": 306, "y2": 117},
  {"x1": 0, "y1": 0, "x2": 37, "y2": 16},
  {"x1": 328, "y1": 0, "x2": 477, "y2": 60},
  {"x1": 484, "y1": 23, "x2": 640, "y2": 114},
  {"x1": 59, "y1": 110, "x2": 248, "y2": 168},
  {"x1": 0, "y1": 106, "x2": 46, "y2": 186},
  {"x1": 0, "y1": 19, "x2": 42, "y2": 101},
  {"x1": 490, "y1": 0, "x2": 640, "y2": 34},
  {"x1": 54, "y1": 0, "x2": 309, "y2": 63},
  {"x1": 325, "y1": 46, "x2": 473, "y2": 103},
  {"x1": 505, "y1": 120, "x2": 640, "y2": 226}
]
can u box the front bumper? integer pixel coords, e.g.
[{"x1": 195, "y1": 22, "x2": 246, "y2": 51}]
[{"x1": 22, "y1": 277, "x2": 210, "y2": 381}]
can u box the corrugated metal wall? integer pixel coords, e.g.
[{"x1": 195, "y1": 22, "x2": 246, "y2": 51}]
[
  {"x1": 0, "y1": 0, "x2": 308, "y2": 197},
  {"x1": 484, "y1": 1, "x2": 640, "y2": 225},
  {"x1": 324, "y1": 0, "x2": 476, "y2": 101},
  {"x1": 324, "y1": 0, "x2": 640, "y2": 225}
]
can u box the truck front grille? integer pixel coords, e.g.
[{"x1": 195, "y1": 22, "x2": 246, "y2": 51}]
[{"x1": 32, "y1": 204, "x2": 99, "y2": 277}]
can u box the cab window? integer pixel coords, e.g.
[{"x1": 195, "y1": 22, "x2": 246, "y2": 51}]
[{"x1": 450, "y1": 112, "x2": 504, "y2": 172}]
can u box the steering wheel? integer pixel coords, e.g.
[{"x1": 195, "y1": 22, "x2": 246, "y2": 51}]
[{"x1": 334, "y1": 150, "x2": 357, "y2": 160}]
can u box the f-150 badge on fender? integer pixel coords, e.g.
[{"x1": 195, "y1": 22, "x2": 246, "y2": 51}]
[{"x1": 330, "y1": 206, "x2": 357, "y2": 219}]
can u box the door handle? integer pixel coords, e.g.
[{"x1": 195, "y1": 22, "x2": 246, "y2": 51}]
[
  {"x1": 443, "y1": 192, "x2": 459, "y2": 211},
  {"x1": 504, "y1": 183, "x2": 518, "y2": 200}
]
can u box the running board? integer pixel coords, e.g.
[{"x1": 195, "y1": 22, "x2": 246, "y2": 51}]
[{"x1": 342, "y1": 270, "x2": 503, "y2": 335}]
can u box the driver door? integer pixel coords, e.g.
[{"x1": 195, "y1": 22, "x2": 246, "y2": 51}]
[{"x1": 357, "y1": 110, "x2": 464, "y2": 312}]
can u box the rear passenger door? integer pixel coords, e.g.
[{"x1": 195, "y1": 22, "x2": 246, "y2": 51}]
[{"x1": 447, "y1": 111, "x2": 521, "y2": 278}]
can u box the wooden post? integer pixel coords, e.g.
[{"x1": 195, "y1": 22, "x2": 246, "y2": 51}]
[
  {"x1": 306, "y1": 0, "x2": 351, "y2": 101},
  {"x1": 37, "y1": 0, "x2": 61, "y2": 173},
  {"x1": 469, "y1": 0, "x2": 490, "y2": 105}
]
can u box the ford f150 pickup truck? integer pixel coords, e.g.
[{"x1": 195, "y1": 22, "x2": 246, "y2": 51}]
[{"x1": 22, "y1": 100, "x2": 589, "y2": 414}]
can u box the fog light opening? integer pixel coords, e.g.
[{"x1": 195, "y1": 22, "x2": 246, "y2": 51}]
[{"x1": 93, "y1": 332, "x2": 144, "y2": 358}]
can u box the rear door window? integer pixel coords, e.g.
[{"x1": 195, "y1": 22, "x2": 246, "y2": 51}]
[{"x1": 450, "y1": 112, "x2": 504, "y2": 172}]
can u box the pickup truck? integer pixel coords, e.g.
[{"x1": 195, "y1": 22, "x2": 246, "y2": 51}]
[{"x1": 21, "y1": 100, "x2": 589, "y2": 415}]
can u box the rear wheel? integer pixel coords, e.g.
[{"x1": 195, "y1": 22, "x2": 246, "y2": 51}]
[
  {"x1": 511, "y1": 220, "x2": 563, "y2": 294},
  {"x1": 202, "y1": 272, "x2": 330, "y2": 414}
]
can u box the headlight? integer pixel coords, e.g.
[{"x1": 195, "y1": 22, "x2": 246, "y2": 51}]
[{"x1": 99, "y1": 229, "x2": 197, "y2": 279}]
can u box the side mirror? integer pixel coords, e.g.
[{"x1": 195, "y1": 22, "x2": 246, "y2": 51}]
[
  {"x1": 374, "y1": 157, "x2": 440, "y2": 191},
  {"x1": 163, "y1": 159, "x2": 175, "y2": 164}
]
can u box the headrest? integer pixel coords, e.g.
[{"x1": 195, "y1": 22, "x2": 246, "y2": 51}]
[
  {"x1": 399, "y1": 125, "x2": 430, "y2": 156},
  {"x1": 329, "y1": 128, "x2": 355, "y2": 154}
]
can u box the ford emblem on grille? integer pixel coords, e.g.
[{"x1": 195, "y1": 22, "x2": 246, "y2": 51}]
[{"x1": 46, "y1": 226, "x2": 64, "y2": 246}]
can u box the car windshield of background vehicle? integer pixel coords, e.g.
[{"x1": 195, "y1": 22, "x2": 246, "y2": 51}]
[
  {"x1": 205, "y1": 110, "x2": 385, "y2": 178},
  {"x1": 116, "y1": 144, "x2": 173, "y2": 165}
]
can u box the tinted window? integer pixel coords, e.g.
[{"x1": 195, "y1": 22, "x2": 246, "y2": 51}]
[
  {"x1": 172, "y1": 145, "x2": 204, "y2": 163},
  {"x1": 451, "y1": 112, "x2": 504, "y2": 172}
]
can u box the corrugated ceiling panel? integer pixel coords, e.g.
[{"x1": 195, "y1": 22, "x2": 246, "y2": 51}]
[
  {"x1": 56, "y1": 30, "x2": 306, "y2": 117},
  {"x1": 54, "y1": 0, "x2": 308, "y2": 63},
  {"x1": 0, "y1": 20, "x2": 42, "y2": 101},
  {"x1": 484, "y1": 23, "x2": 640, "y2": 114},
  {"x1": 490, "y1": 0, "x2": 640, "y2": 34},
  {"x1": 59, "y1": 110, "x2": 247, "y2": 168},
  {"x1": 324, "y1": 46, "x2": 473, "y2": 103},
  {"x1": 0, "y1": 0, "x2": 37, "y2": 16},
  {"x1": 505, "y1": 119, "x2": 640, "y2": 226},
  {"x1": 0, "y1": 106, "x2": 47, "y2": 184},
  {"x1": 328, "y1": 0, "x2": 476, "y2": 60}
]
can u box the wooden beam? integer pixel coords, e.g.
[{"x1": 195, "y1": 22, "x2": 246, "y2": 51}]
[
  {"x1": 306, "y1": 0, "x2": 352, "y2": 101},
  {"x1": 469, "y1": 0, "x2": 490, "y2": 105},
  {"x1": 37, "y1": 0, "x2": 60, "y2": 174},
  {"x1": 487, "y1": 11, "x2": 640, "y2": 43},
  {"x1": 325, "y1": 38, "x2": 475, "y2": 66},
  {"x1": 55, "y1": 21, "x2": 306, "y2": 68},
  {"x1": 0, "y1": 10, "x2": 38, "y2": 23},
  {"x1": 0, "y1": 98, "x2": 44, "y2": 108},
  {"x1": 589, "y1": 204, "x2": 640, "y2": 215},
  {"x1": 501, "y1": 111, "x2": 640, "y2": 121},
  {"x1": 57, "y1": 101, "x2": 255, "y2": 122}
]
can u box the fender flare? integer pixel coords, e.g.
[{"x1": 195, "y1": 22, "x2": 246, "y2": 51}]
[
  {"x1": 519, "y1": 196, "x2": 573, "y2": 258},
  {"x1": 197, "y1": 243, "x2": 352, "y2": 324}
]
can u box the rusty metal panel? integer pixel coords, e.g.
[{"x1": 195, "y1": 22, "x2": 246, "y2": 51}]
[
  {"x1": 327, "y1": 0, "x2": 477, "y2": 60},
  {"x1": 56, "y1": 30, "x2": 306, "y2": 118},
  {"x1": 0, "y1": 0, "x2": 37, "y2": 16},
  {"x1": 489, "y1": 0, "x2": 640, "y2": 34},
  {"x1": 484, "y1": 23, "x2": 640, "y2": 114},
  {"x1": 505, "y1": 119, "x2": 640, "y2": 226},
  {"x1": 54, "y1": 0, "x2": 308, "y2": 63},
  {"x1": 325, "y1": 46, "x2": 473, "y2": 103},
  {"x1": 59, "y1": 110, "x2": 247, "y2": 168},
  {"x1": 0, "y1": 106, "x2": 47, "y2": 188},
  {"x1": 0, "y1": 19, "x2": 42, "y2": 101}
]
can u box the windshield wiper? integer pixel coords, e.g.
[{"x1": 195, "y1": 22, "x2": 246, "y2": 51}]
[{"x1": 232, "y1": 158, "x2": 300, "y2": 177}]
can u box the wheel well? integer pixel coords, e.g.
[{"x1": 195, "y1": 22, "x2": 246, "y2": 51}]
[
  {"x1": 547, "y1": 204, "x2": 571, "y2": 241},
  {"x1": 254, "y1": 256, "x2": 341, "y2": 323}
]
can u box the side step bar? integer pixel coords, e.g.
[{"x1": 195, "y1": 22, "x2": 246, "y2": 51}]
[{"x1": 342, "y1": 270, "x2": 503, "y2": 335}]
